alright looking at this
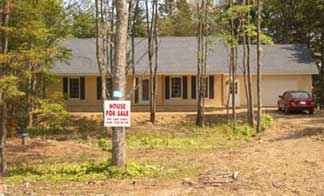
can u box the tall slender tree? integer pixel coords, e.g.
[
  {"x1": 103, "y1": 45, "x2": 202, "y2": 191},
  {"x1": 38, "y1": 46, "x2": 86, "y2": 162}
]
[
  {"x1": 145, "y1": 0, "x2": 159, "y2": 124},
  {"x1": 0, "y1": 0, "x2": 10, "y2": 176},
  {"x1": 256, "y1": 0, "x2": 262, "y2": 132},
  {"x1": 95, "y1": 0, "x2": 111, "y2": 136},
  {"x1": 111, "y1": 0, "x2": 128, "y2": 168},
  {"x1": 196, "y1": 0, "x2": 208, "y2": 127}
]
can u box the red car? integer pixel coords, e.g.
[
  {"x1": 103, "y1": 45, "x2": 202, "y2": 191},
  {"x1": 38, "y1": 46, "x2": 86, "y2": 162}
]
[{"x1": 278, "y1": 91, "x2": 315, "y2": 114}]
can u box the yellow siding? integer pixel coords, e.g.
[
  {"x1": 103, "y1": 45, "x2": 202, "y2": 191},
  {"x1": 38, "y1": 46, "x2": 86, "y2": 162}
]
[
  {"x1": 222, "y1": 74, "x2": 313, "y2": 107},
  {"x1": 47, "y1": 74, "x2": 313, "y2": 111}
]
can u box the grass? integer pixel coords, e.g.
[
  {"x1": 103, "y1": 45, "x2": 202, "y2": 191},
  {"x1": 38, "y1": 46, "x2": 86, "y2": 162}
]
[
  {"x1": 6, "y1": 159, "x2": 179, "y2": 183},
  {"x1": 6, "y1": 114, "x2": 274, "y2": 183}
]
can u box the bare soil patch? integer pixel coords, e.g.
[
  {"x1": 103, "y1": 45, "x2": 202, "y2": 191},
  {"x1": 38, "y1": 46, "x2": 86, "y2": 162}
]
[{"x1": 1, "y1": 110, "x2": 324, "y2": 195}]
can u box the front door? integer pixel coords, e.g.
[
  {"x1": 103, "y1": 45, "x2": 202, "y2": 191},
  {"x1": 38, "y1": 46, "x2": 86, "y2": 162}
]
[
  {"x1": 228, "y1": 80, "x2": 240, "y2": 107},
  {"x1": 140, "y1": 79, "x2": 150, "y2": 104}
]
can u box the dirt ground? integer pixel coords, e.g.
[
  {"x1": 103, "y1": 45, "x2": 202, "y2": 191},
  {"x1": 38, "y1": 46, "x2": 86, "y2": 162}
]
[{"x1": 1, "y1": 110, "x2": 324, "y2": 196}]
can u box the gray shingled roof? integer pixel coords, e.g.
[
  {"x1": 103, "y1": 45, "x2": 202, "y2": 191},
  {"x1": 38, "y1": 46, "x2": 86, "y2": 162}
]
[{"x1": 52, "y1": 37, "x2": 318, "y2": 75}]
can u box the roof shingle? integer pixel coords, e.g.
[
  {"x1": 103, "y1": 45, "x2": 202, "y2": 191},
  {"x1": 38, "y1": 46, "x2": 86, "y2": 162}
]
[{"x1": 52, "y1": 37, "x2": 318, "y2": 75}]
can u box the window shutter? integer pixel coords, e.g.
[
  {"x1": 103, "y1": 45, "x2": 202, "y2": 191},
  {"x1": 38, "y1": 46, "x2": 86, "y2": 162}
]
[
  {"x1": 209, "y1": 75, "x2": 215, "y2": 99},
  {"x1": 80, "y1": 77, "x2": 85, "y2": 100},
  {"x1": 135, "y1": 78, "x2": 139, "y2": 103},
  {"x1": 97, "y1": 77, "x2": 102, "y2": 100},
  {"x1": 63, "y1": 77, "x2": 68, "y2": 99},
  {"x1": 183, "y1": 76, "x2": 188, "y2": 99},
  {"x1": 165, "y1": 76, "x2": 170, "y2": 99},
  {"x1": 191, "y1": 76, "x2": 196, "y2": 99}
]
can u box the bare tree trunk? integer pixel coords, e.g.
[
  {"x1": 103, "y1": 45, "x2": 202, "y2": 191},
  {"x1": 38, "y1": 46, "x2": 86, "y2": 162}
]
[
  {"x1": 95, "y1": 0, "x2": 110, "y2": 136},
  {"x1": 146, "y1": 0, "x2": 158, "y2": 124},
  {"x1": 0, "y1": 101, "x2": 8, "y2": 176},
  {"x1": 0, "y1": 0, "x2": 10, "y2": 176},
  {"x1": 320, "y1": 30, "x2": 324, "y2": 109},
  {"x1": 246, "y1": 0, "x2": 254, "y2": 127},
  {"x1": 28, "y1": 75, "x2": 37, "y2": 128},
  {"x1": 229, "y1": 0, "x2": 236, "y2": 131},
  {"x1": 153, "y1": 1, "x2": 158, "y2": 122},
  {"x1": 242, "y1": 32, "x2": 250, "y2": 123},
  {"x1": 130, "y1": 0, "x2": 140, "y2": 95},
  {"x1": 111, "y1": 0, "x2": 128, "y2": 168},
  {"x1": 226, "y1": 49, "x2": 232, "y2": 122},
  {"x1": 196, "y1": 0, "x2": 204, "y2": 127},
  {"x1": 256, "y1": 0, "x2": 262, "y2": 132}
]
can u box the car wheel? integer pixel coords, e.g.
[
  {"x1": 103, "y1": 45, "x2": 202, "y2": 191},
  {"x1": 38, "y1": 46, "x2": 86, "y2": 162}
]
[{"x1": 309, "y1": 109, "x2": 314, "y2": 115}]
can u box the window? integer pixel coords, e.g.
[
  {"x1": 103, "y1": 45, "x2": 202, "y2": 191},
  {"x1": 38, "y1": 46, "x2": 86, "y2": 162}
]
[
  {"x1": 69, "y1": 78, "x2": 80, "y2": 99},
  {"x1": 171, "y1": 77, "x2": 182, "y2": 98},
  {"x1": 142, "y1": 79, "x2": 150, "y2": 101},
  {"x1": 229, "y1": 82, "x2": 238, "y2": 95},
  {"x1": 290, "y1": 92, "x2": 310, "y2": 99},
  {"x1": 197, "y1": 77, "x2": 209, "y2": 98},
  {"x1": 203, "y1": 77, "x2": 209, "y2": 98}
]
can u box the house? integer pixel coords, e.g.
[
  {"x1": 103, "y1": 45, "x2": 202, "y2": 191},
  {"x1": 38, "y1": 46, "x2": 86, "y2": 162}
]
[{"x1": 48, "y1": 37, "x2": 318, "y2": 112}]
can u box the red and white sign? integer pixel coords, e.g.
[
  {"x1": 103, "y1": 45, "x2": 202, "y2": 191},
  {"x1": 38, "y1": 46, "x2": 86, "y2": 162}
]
[{"x1": 104, "y1": 100, "x2": 131, "y2": 127}]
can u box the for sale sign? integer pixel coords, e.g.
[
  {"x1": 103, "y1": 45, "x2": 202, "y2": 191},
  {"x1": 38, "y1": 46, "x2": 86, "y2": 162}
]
[{"x1": 104, "y1": 100, "x2": 131, "y2": 127}]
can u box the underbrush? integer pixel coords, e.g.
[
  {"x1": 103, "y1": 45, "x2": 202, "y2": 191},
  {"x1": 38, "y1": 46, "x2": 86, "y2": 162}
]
[
  {"x1": 7, "y1": 160, "x2": 175, "y2": 183},
  {"x1": 24, "y1": 127, "x2": 72, "y2": 136},
  {"x1": 127, "y1": 126, "x2": 234, "y2": 151}
]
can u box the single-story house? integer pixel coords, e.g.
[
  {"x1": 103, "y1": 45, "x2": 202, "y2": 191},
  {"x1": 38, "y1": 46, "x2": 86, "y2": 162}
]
[{"x1": 48, "y1": 37, "x2": 318, "y2": 112}]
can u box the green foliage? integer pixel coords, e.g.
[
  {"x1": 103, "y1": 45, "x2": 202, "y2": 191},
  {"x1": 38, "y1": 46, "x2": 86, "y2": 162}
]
[
  {"x1": 261, "y1": 113, "x2": 273, "y2": 130},
  {"x1": 127, "y1": 127, "x2": 235, "y2": 151},
  {"x1": 0, "y1": 75, "x2": 24, "y2": 103},
  {"x1": 97, "y1": 138, "x2": 112, "y2": 153},
  {"x1": 224, "y1": 121, "x2": 256, "y2": 140},
  {"x1": 7, "y1": 160, "x2": 174, "y2": 182},
  {"x1": 159, "y1": 0, "x2": 195, "y2": 36},
  {"x1": 33, "y1": 93, "x2": 69, "y2": 128}
]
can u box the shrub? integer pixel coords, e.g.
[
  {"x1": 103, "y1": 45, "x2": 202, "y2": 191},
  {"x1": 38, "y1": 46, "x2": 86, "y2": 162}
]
[
  {"x1": 32, "y1": 92, "x2": 68, "y2": 128},
  {"x1": 262, "y1": 113, "x2": 273, "y2": 130}
]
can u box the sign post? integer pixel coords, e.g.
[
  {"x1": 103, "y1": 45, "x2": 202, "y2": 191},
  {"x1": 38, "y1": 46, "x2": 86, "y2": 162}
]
[{"x1": 104, "y1": 100, "x2": 131, "y2": 127}]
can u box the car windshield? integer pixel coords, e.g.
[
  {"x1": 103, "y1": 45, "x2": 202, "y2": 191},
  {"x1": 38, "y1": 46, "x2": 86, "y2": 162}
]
[{"x1": 290, "y1": 92, "x2": 310, "y2": 99}]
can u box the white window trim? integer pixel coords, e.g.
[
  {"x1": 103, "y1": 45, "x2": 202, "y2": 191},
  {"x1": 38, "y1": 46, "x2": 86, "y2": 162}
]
[
  {"x1": 170, "y1": 76, "x2": 182, "y2": 99},
  {"x1": 68, "y1": 77, "x2": 81, "y2": 100}
]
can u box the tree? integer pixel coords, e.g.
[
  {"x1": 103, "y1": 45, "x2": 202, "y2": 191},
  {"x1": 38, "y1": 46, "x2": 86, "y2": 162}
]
[
  {"x1": 241, "y1": 0, "x2": 254, "y2": 127},
  {"x1": 145, "y1": 0, "x2": 159, "y2": 124},
  {"x1": 159, "y1": 0, "x2": 195, "y2": 36},
  {"x1": 0, "y1": 0, "x2": 10, "y2": 176},
  {"x1": 111, "y1": 0, "x2": 128, "y2": 168},
  {"x1": 0, "y1": 0, "x2": 69, "y2": 175},
  {"x1": 95, "y1": 0, "x2": 111, "y2": 137},
  {"x1": 256, "y1": 0, "x2": 262, "y2": 132},
  {"x1": 195, "y1": 0, "x2": 209, "y2": 127},
  {"x1": 262, "y1": 0, "x2": 323, "y2": 107}
]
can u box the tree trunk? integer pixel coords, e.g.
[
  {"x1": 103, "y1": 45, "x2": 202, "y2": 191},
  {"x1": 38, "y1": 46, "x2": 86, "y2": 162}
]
[
  {"x1": 246, "y1": 0, "x2": 254, "y2": 127},
  {"x1": 95, "y1": 0, "x2": 111, "y2": 136},
  {"x1": 242, "y1": 32, "x2": 250, "y2": 123},
  {"x1": 321, "y1": 30, "x2": 324, "y2": 109},
  {"x1": 256, "y1": 0, "x2": 262, "y2": 132},
  {"x1": 146, "y1": 0, "x2": 158, "y2": 124},
  {"x1": 0, "y1": 101, "x2": 8, "y2": 176},
  {"x1": 229, "y1": 0, "x2": 236, "y2": 131},
  {"x1": 153, "y1": 1, "x2": 158, "y2": 123},
  {"x1": 196, "y1": 0, "x2": 204, "y2": 127},
  {"x1": 0, "y1": 0, "x2": 9, "y2": 176},
  {"x1": 111, "y1": 0, "x2": 128, "y2": 168}
]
